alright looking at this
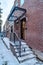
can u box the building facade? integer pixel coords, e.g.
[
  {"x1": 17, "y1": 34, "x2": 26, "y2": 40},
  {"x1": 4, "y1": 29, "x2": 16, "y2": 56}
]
[
  {"x1": 5, "y1": 0, "x2": 43, "y2": 51},
  {"x1": 0, "y1": 3, "x2": 2, "y2": 32}
]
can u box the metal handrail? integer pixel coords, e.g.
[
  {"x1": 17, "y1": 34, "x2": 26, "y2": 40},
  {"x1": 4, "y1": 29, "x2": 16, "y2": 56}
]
[
  {"x1": 14, "y1": 32, "x2": 21, "y2": 41},
  {"x1": 14, "y1": 32, "x2": 21, "y2": 57}
]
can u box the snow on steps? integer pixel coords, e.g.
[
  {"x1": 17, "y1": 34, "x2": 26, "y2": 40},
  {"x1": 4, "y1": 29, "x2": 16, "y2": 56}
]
[
  {"x1": 2, "y1": 37, "x2": 43, "y2": 63},
  {"x1": 18, "y1": 54, "x2": 36, "y2": 63},
  {"x1": 16, "y1": 51, "x2": 33, "y2": 56},
  {"x1": 2, "y1": 37, "x2": 36, "y2": 63},
  {"x1": 14, "y1": 48, "x2": 36, "y2": 62},
  {"x1": 1, "y1": 37, "x2": 43, "y2": 64},
  {"x1": 13, "y1": 41, "x2": 36, "y2": 63},
  {"x1": 14, "y1": 47, "x2": 31, "y2": 52}
]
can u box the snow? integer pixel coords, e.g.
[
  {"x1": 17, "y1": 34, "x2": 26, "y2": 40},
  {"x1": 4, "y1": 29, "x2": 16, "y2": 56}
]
[
  {"x1": 0, "y1": 37, "x2": 43, "y2": 65},
  {"x1": 3, "y1": 37, "x2": 10, "y2": 49},
  {"x1": 16, "y1": 51, "x2": 33, "y2": 56},
  {"x1": 18, "y1": 54, "x2": 35, "y2": 61},
  {"x1": 33, "y1": 49, "x2": 43, "y2": 61},
  {"x1": 0, "y1": 38, "x2": 19, "y2": 65}
]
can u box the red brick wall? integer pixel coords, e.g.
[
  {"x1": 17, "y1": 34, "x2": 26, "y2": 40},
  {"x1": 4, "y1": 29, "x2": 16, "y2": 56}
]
[
  {"x1": 14, "y1": 0, "x2": 43, "y2": 51},
  {"x1": 22, "y1": 0, "x2": 43, "y2": 51},
  {"x1": 14, "y1": 22, "x2": 21, "y2": 38}
]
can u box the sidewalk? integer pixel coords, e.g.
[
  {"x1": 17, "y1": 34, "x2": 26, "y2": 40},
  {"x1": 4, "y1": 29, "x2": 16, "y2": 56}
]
[{"x1": 0, "y1": 38, "x2": 19, "y2": 65}]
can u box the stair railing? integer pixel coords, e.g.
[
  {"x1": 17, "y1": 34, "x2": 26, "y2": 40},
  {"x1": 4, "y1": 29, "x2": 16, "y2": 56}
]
[{"x1": 14, "y1": 32, "x2": 21, "y2": 57}]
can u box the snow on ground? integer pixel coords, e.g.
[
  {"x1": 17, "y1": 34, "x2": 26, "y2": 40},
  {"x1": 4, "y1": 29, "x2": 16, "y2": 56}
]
[
  {"x1": 0, "y1": 37, "x2": 43, "y2": 65},
  {"x1": 3, "y1": 37, "x2": 10, "y2": 49},
  {"x1": 0, "y1": 38, "x2": 19, "y2": 65}
]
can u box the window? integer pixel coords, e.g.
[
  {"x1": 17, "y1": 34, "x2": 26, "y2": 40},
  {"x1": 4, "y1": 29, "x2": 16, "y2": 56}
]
[
  {"x1": 15, "y1": 0, "x2": 18, "y2": 6},
  {"x1": 20, "y1": 0, "x2": 24, "y2": 6}
]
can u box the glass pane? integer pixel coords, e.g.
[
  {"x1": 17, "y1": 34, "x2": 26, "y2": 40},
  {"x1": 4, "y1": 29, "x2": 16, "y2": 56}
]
[
  {"x1": 20, "y1": 0, "x2": 24, "y2": 6},
  {"x1": 16, "y1": 0, "x2": 18, "y2": 6}
]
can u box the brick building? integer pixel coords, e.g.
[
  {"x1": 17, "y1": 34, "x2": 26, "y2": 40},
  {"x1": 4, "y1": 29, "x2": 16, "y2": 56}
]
[
  {"x1": 0, "y1": 3, "x2": 2, "y2": 32},
  {"x1": 6, "y1": 0, "x2": 43, "y2": 51}
]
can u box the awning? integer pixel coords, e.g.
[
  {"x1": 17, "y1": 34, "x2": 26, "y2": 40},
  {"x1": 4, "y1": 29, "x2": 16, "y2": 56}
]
[{"x1": 8, "y1": 7, "x2": 26, "y2": 22}]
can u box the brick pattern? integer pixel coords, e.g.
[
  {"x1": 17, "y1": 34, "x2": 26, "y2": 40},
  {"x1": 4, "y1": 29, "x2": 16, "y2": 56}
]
[
  {"x1": 22, "y1": 0, "x2": 43, "y2": 51},
  {"x1": 14, "y1": 0, "x2": 43, "y2": 51},
  {"x1": 14, "y1": 21, "x2": 21, "y2": 38}
]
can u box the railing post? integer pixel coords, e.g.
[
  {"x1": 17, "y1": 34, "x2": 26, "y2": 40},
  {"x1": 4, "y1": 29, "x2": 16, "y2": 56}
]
[
  {"x1": 10, "y1": 33, "x2": 11, "y2": 41},
  {"x1": 19, "y1": 40, "x2": 21, "y2": 57},
  {"x1": 14, "y1": 33, "x2": 15, "y2": 43},
  {"x1": 14, "y1": 32, "x2": 22, "y2": 57}
]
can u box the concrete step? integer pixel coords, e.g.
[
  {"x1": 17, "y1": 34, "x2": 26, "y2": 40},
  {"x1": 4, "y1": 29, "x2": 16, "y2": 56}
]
[
  {"x1": 14, "y1": 44, "x2": 29, "y2": 48},
  {"x1": 13, "y1": 41, "x2": 37, "y2": 62},
  {"x1": 14, "y1": 47, "x2": 31, "y2": 53},
  {"x1": 14, "y1": 43, "x2": 31, "y2": 51},
  {"x1": 15, "y1": 41, "x2": 29, "y2": 48},
  {"x1": 18, "y1": 54, "x2": 36, "y2": 62},
  {"x1": 15, "y1": 41, "x2": 26, "y2": 45},
  {"x1": 16, "y1": 51, "x2": 33, "y2": 57}
]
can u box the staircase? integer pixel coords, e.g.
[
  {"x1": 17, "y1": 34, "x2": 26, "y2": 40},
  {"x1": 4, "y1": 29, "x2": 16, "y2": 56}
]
[
  {"x1": 10, "y1": 32, "x2": 36, "y2": 63},
  {"x1": 14, "y1": 41, "x2": 36, "y2": 63}
]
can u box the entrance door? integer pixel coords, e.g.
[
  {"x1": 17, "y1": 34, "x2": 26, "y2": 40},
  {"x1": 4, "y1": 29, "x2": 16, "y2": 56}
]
[{"x1": 21, "y1": 18, "x2": 26, "y2": 40}]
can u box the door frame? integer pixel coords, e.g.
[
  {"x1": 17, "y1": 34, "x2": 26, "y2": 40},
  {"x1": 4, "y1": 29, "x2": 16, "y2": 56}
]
[{"x1": 20, "y1": 17, "x2": 26, "y2": 40}]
